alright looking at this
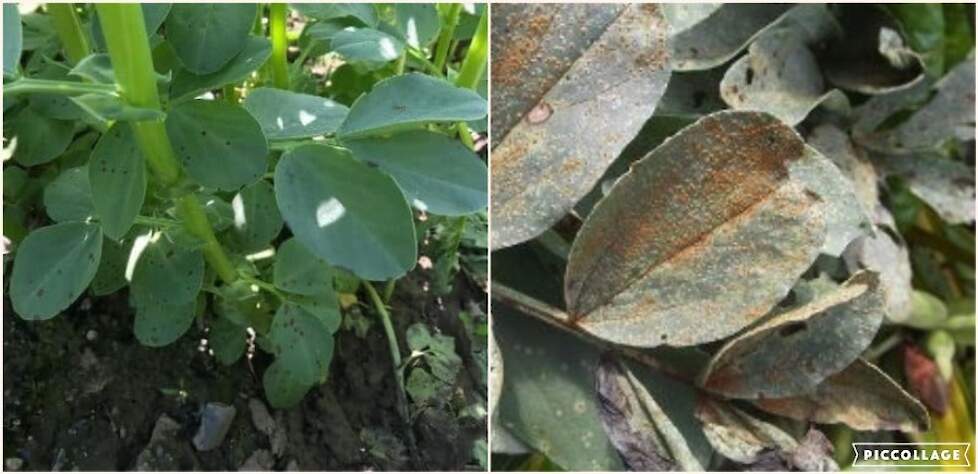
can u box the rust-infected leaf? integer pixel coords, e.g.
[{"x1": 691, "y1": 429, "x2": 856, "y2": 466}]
[
  {"x1": 874, "y1": 152, "x2": 976, "y2": 225},
  {"x1": 490, "y1": 4, "x2": 671, "y2": 250},
  {"x1": 807, "y1": 124, "x2": 879, "y2": 216},
  {"x1": 843, "y1": 215, "x2": 913, "y2": 323},
  {"x1": 565, "y1": 111, "x2": 829, "y2": 348},
  {"x1": 755, "y1": 358, "x2": 930, "y2": 433},
  {"x1": 695, "y1": 397, "x2": 797, "y2": 464},
  {"x1": 595, "y1": 353, "x2": 704, "y2": 471},
  {"x1": 700, "y1": 270, "x2": 884, "y2": 399}
]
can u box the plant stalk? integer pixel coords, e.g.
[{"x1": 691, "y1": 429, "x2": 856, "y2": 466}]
[
  {"x1": 268, "y1": 3, "x2": 290, "y2": 89},
  {"x1": 2, "y1": 78, "x2": 117, "y2": 98},
  {"x1": 47, "y1": 3, "x2": 91, "y2": 65},
  {"x1": 175, "y1": 194, "x2": 239, "y2": 284},
  {"x1": 432, "y1": 3, "x2": 463, "y2": 74},
  {"x1": 453, "y1": 8, "x2": 487, "y2": 90}
]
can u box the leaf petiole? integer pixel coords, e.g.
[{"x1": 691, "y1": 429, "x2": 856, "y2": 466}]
[{"x1": 2, "y1": 77, "x2": 118, "y2": 98}]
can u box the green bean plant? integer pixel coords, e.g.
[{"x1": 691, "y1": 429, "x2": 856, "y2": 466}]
[{"x1": 2, "y1": 2, "x2": 488, "y2": 412}]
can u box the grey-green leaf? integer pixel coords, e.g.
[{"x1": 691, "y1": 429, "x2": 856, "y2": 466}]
[
  {"x1": 9, "y1": 109, "x2": 74, "y2": 166},
  {"x1": 10, "y1": 222, "x2": 102, "y2": 320},
  {"x1": 273, "y1": 238, "x2": 333, "y2": 296},
  {"x1": 754, "y1": 358, "x2": 929, "y2": 433},
  {"x1": 343, "y1": 130, "x2": 488, "y2": 216},
  {"x1": 331, "y1": 27, "x2": 404, "y2": 68},
  {"x1": 670, "y1": 4, "x2": 792, "y2": 71},
  {"x1": 4, "y1": 4, "x2": 22, "y2": 76},
  {"x1": 90, "y1": 122, "x2": 146, "y2": 240},
  {"x1": 290, "y1": 3, "x2": 376, "y2": 26},
  {"x1": 490, "y1": 4, "x2": 671, "y2": 249},
  {"x1": 242, "y1": 87, "x2": 348, "y2": 140},
  {"x1": 565, "y1": 111, "x2": 826, "y2": 348},
  {"x1": 165, "y1": 4, "x2": 257, "y2": 74},
  {"x1": 91, "y1": 235, "x2": 131, "y2": 296},
  {"x1": 875, "y1": 152, "x2": 975, "y2": 224},
  {"x1": 44, "y1": 165, "x2": 94, "y2": 222},
  {"x1": 209, "y1": 315, "x2": 247, "y2": 365},
  {"x1": 130, "y1": 234, "x2": 204, "y2": 307},
  {"x1": 134, "y1": 298, "x2": 196, "y2": 347},
  {"x1": 701, "y1": 271, "x2": 884, "y2": 399},
  {"x1": 170, "y1": 37, "x2": 272, "y2": 103},
  {"x1": 337, "y1": 73, "x2": 486, "y2": 139},
  {"x1": 165, "y1": 100, "x2": 268, "y2": 191},
  {"x1": 263, "y1": 304, "x2": 334, "y2": 408},
  {"x1": 229, "y1": 180, "x2": 282, "y2": 252},
  {"x1": 274, "y1": 144, "x2": 416, "y2": 281},
  {"x1": 394, "y1": 3, "x2": 439, "y2": 48},
  {"x1": 695, "y1": 397, "x2": 799, "y2": 464},
  {"x1": 662, "y1": 4, "x2": 721, "y2": 35}
]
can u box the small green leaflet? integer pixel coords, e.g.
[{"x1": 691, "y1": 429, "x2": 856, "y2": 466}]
[
  {"x1": 290, "y1": 3, "x2": 377, "y2": 26},
  {"x1": 165, "y1": 4, "x2": 257, "y2": 74},
  {"x1": 331, "y1": 27, "x2": 404, "y2": 68},
  {"x1": 129, "y1": 233, "x2": 205, "y2": 308},
  {"x1": 4, "y1": 4, "x2": 22, "y2": 76},
  {"x1": 209, "y1": 315, "x2": 247, "y2": 365},
  {"x1": 394, "y1": 4, "x2": 440, "y2": 49},
  {"x1": 165, "y1": 99, "x2": 268, "y2": 191},
  {"x1": 263, "y1": 304, "x2": 335, "y2": 408},
  {"x1": 274, "y1": 144, "x2": 416, "y2": 281},
  {"x1": 228, "y1": 180, "x2": 283, "y2": 252},
  {"x1": 91, "y1": 236, "x2": 131, "y2": 296},
  {"x1": 170, "y1": 37, "x2": 272, "y2": 103},
  {"x1": 43, "y1": 165, "x2": 94, "y2": 222},
  {"x1": 10, "y1": 222, "x2": 103, "y2": 320},
  {"x1": 337, "y1": 73, "x2": 487, "y2": 139},
  {"x1": 243, "y1": 87, "x2": 349, "y2": 140},
  {"x1": 134, "y1": 298, "x2": 197, "y2": 347},
  {"x1": 8, "y1": 109, "x2": 74, "y2": 166},
  {"x1": 273, "y1": 238, "x2": 334, "y2": 296},
  {"x1": 89, "y1": 122, "x2": 147, "y2": 240},
  {"x1": 343, "y1": 130, "x2": 488, "y2": 216}
]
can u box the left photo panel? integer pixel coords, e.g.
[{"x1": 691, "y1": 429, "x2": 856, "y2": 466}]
[{"x1": 2, "y1": 3, "x2": 488, "y2": 471}]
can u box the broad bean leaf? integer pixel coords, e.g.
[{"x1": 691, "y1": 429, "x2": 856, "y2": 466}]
[
  {"x1": 343, "y1": 130, "x2": 488, "y2": 216},
  {"x1": 662, "y1": 4, "x2": 721, "y2": 36},
  {"x1": 290, "y1": 3, "x2": 377, "y2": 26},
  {"x1": 71, "y1": 94, "x2": 165, "y2": 123},
  {"x1": 289, "y1": 291, "x2": 342, "y2": 334},
  {"x1": 165, "y1": 100, "x2": 268, "y2": 191},
  {"x1": 89, "y1": 123, "x2": 146, "y2": 240},
  {"x1": 4, "y1": 4, "x2": 22, "y2": 76},
  {"x1": 595, "y1": 354, "x2": 705, "y2": 471},
  {"x1": 394, "y1": 3, "x2": 439, "y2": 48},
  {"x1": 10, "y1": 222, "x2": 103, "y2": 320},
  {"x1": 263, "y1": 303, "x2": 334, "y2": 408},
  {"x1": 169, "y1": 37, "x2": 272, "y2": 103},
  {"x1": 229, "y1": 180, "x2": 282, "y2": 252},
  {"x1": 134, "y1": 298, "x2": 196, "y2": 347},
  {"x1": 130, "y1": 234, "x2": 204, "y2": 307},
  {"x1": 491, "y1": 4, "x2": 671, "y2": 250},
  {"x1": 243, "y1": 87, "x2": 349, "y2": 140},
  {"x1": 8, "y1": 109, "x2": 74, "y2": 166},
  {"x1": 655, "y1": 69, "x2": 727, "y2": 118},
  {"x1": 274, "y1": 144, "x2": 416, "y2": 281},
  {"x1": 165, "y1": 4, "x2": 257, "y2": 74},
  {"x1": 489, "y1": 331, "x2": 503, "y2": 418},
  {"x1": 336, "y1": 73, "x2": 486, "y2": 139},
  {"x1": 875, "y1": 152, "x2": 975, "y2": 224},
  {"x1": 844, "y1": 226, "x2": 913, "y2": 322},
  {"x1": 68, "y1": 54, "x2": 116, "y2": 84},
  {"x1": 90, "y1": 3, "x2": 171, "y2": 52},
  {"x1": 43, "y1": 165, "x2": 93, "y2": 222},
  {"x1": 701, "y1": 271, "x2": 884, "y2": 399},
  {"x1": 720, "y1": 29, "x2": 849, "y2": 126},
  {"x1": 331, "y1": 27, "x2": 403, "y2": 68},
  {"x1": 91, "y1": 235, "x2": 131, "y2": 296},
  {"x1": 200, "y1": 194, "x2": 235, "y2": 232},
  {"x1": 669, "y1": 4, "x2": 792, "y2": 71},
  {"x1": 209, "y1": 314, "x2": 247, "y2": 365},
  {"x1": 565, "y1": 111, "x2": 826, "y2": 348},
  {"x1": 807, "y1": 124, "x2": 879, "y2": 216},
  {"x1": 886, "y1": 4, "x2": 946, "y2": 77},
  {"x1": 695, "y1": 397, "x2": 799, "y2": 465},
  {"x1": 755, "y1": 358, "x2": 929, "y2": 433},
  {"x1": 273, "y1": 237, "x2": 334, "y2": 296}
]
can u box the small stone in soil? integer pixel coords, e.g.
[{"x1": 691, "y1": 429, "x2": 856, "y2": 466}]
[
  {"x1": 5, "y1": 457, "x2": 23, "y2": 471},
  {"x1": 193, "y1": 403, "x2": 237, "y2": 451},
  {"x1": 86, "y1": 330, "x2": 98, "y2": 341}
]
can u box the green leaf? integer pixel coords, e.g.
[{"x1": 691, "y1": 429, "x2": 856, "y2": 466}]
[
  {"x1": 290, "y1": 291, "x2": 342, "y2": 334},
  {"x1": 130, "y1": 233, "x2": 204, "y2": 307},
  {"x1": 290, "y1": 3, "x2": 376, "y2": 26},
  {"x1": 331, "y1": 27, "x2": 404, "y2": 68},
  {"x1": 3, "y1": 4, "x2": 22, "y2": 76},
  {"x1": 89, "y1": 123, "x2": 146, "y2": 240},
  {"x1": 943, "y1": 4, "x2": 974, "y2": 69},
  {"x1": 262, "y1": 304, "x2": 335, "y2": 408},
  {"x1": 165, "y1": 99, "x2": 268, "y2": 191},
  {"x1": 43, "y1": 165, "x2": 94, "y2": 222},
  {"x1": 170, "y1": 37, "x2": 272, "y2": 103},
  {"x1": 274, "y1": 144, "x2": 416, "y2": 281},
  {"x1": 394, "y1": 3, "x2": 440, "y2": 48},
  {"x1": 229, "y1": 180, "x2": 282, "y2": 251},
  {"x1": 209, "y1": 315, "x2": 247, "y2": 365},
  {"x1": 10, "y1": 222, "x2": 103, "y2": 320},
  {"x1": 490, "y1": 4, "x2": 670, "y2": 249},
  {"x1": 273, "y1": 237, "x2": 334, "y2": 296},
  {"x1": 71, "y1": 94, "x2": 165, "y2": 123},
  {"x1": 200, "y1": 193, "x2": 235, "y2": 232},
  {"x1": 8, "y1": 108, "x2": 75, "y2": 166},
  {"x1": 336, "y1": 73, "x2": 486, "y2": 139},
  {"x1": 905, "y1": 289, "x2": 949, "y2": 329},
  {"x1": 886, "y1": 4, "x2": 946, "y2": 76},
  {"x1": 91, "y1": 235, "x2": 131, "y2": 296},
  {"x1": 343, "y1": 130, "x2": 487, "y2": 216},
  {"x1": 165, "y1": 4, "x2": 257, "y2": 74},
  {"x1": 242, "y1": 87, "x2": 348, "y2": 140},
  {"x1": 754, "y1": 358, "x2": 929, "y2": 433},
  {"x1": 134, "y1": 298, "x2": 196, "y2": 347},
  {"x1": 700, "y1": 271, "x2": 885, "y2": 399},
  {"x1": 565, "y1": 112, "x2": 826, "y2": 348}
]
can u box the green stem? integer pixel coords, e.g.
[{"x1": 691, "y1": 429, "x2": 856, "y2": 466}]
[
  {"x1": 456, "y1": 121, "x2": 475, "y2": 150},
  {"x1": 2, "y1": 77, "x2": 117, "y2": 98},
  {"x1": 454, "y1": 9, "x2": 487, "y2": 90},
  {"x1": 395, "y1": 50, "x2": 407, "y2": 75},
  {"x1": 133, "y1": 215, "x2": 181, "y2": 228},
  {"x1": 47, "y1": 3, "x2": 91, "y2": 65},
  {"x1": 406, "y1": 47, "x2": 441, "y2": 75},
  {"x1": 175, "y1": 194, "x2": 238, "y2": 283},
  {"x1": 432, "y1": 3, "x2": 462, "y2": 74},
  {"x1": 240, "y1": 274, "x2": 286, "y2": 302},
  {"x1": 363, "y1": 282, "x2": 410, "y2": 422},
  {"x1": 269, "y1": 3, "x2": 290, "y2": 89},
  {"x1": 383, "y1": 279, "x2": 397, "y2": 303}
]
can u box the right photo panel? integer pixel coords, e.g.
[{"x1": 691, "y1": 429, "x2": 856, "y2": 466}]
[{"x1": 489, "y1": 3, "x2": 977, "y2": 472}]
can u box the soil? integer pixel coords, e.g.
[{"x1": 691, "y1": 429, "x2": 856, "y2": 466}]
[{"x1": 2, "y1": 268, "x2": 487, "y2": 471}]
